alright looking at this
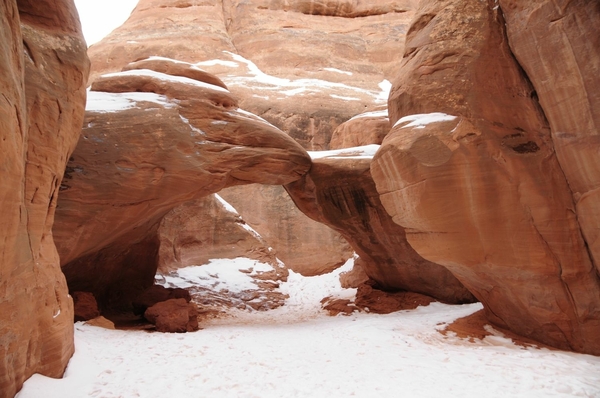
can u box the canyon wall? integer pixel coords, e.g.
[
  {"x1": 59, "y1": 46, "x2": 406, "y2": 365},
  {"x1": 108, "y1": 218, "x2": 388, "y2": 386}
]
[
  {"x1": 372, "y1": 0, "x2": 600, "y2": 354},
  {"x1": 0, "y1": 0, "x2": 89, "y2": 395}
]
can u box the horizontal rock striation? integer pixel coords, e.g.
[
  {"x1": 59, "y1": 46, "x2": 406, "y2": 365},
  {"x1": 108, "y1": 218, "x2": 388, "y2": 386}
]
[{"x1": 87, "y1": 0, "x2": 414, "y2": 150}]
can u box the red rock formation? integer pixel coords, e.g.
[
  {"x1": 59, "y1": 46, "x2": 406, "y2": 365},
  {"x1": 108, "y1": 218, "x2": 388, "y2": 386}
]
[
  {"x1": 144, "y1": 298, "x2": 199, "y2": 333},
  {"x1": 218, "y1": 185, "x2": 353, "y2": 276},
  {"x1": 0, "y1": 0, "x2": 89, "y2": 395},
  {"x1": 286, "y1": 148, "x2": 476, "y2": 303},
  {"x1": 72, "y1": 292, "x2": 100, "y2": 321},
  {"x1": 157, "y1": 194, "x2": 283, "y2": 273},
  {"x1": 329, "y1": 109, "x2": 391, "y2": 149},
  {"x1": 372, "y1": 0, "x2": 600, "y2": 354},
  {"x1": 132, "y1": 285, "x2": 191, "y2": 316},
  {"x1": 498, "y1": 0, "x2": 600, "y2": 282},
  {"x1": 53, "y1": 59, "x2": 311, "y2": 309},
  {"x1": 86, "y1": 0, "x2": 412, "y2": 149}
]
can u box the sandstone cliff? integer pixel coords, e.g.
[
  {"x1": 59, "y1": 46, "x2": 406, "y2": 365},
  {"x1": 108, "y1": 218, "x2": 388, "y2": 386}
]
[
  {"x1": 372, "y1": 0, "x2": 600, "y2": 354},
  {"x1": 0, "y1": 0, "x2": 89, "y2": 396},
  {"x1": 79, "y1": 0, "x2": 410, "y2": 281},
  {"x1": 87, "y1": 0, "x2": 414, "y2": 150}
]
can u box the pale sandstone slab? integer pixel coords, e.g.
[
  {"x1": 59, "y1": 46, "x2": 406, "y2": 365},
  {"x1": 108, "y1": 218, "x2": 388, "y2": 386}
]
[{"x1": 218, "y1": 184, "x2": 353, "y2": 276}]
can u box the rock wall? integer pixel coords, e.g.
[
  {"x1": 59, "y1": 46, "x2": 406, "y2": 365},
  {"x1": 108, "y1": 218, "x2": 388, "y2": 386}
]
[
  {"x1": 498, "y1": 0, "x2": 600, "y2": 279},
  {"x1": 0, "y1": 0, "x2": 89, "y2": 396},
  {"x1": 157, "y1": 194, "x2": 281, "y2": 272},
  {"x1": 371, "y1": 0, "x2": 600, "y2": 354},
  {"x1": 86, "y1": 0, "x2": 414, "y2": 150},
  {"x1": 219, "y1": 185, "x2": 353, "y2": 276}
]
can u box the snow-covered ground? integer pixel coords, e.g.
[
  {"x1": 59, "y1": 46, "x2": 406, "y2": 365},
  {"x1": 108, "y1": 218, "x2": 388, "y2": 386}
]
[{"x1": 17, "y1": 259, "x2": 600, "y2": 398}]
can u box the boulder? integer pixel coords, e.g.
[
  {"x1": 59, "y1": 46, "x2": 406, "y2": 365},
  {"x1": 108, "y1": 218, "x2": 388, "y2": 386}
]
[
  {"x1": 371, "y1": 0, "x2": 600, "y2": 354},
  {"x1": 86, "y1": 0, "x2": 415, "y2": 149},
  {"x1": 132, "y1": 285, "x2": 191, "y2": 315},
  {"x1": 286, "y1": 146, "x2": 475, "y2": 303},
  {"x1": 0, "y1": 0, "x2": 89, "y2": 395},
  {"x1": 53, "y1": 60, "x2": 311, "y2": 309},
  {"x1": 72, "y1": 292, "x2": 100, "y2": 321},
  {"x1": 144, "y1": 298, "x2": 199, "y2": 333}
]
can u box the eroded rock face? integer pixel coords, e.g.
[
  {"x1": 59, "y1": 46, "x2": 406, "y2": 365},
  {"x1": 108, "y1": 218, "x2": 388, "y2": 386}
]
[
  {"x1": 286, "y1": 147, "x2": 475, "y2": 303},
  {"x1": 372, "y1": 0, "x2": 600, "y2": 354},
  {"x1": 0, "y1": 0, "x2": 89, "y2": 395},
  {"x1": 498, "y1": 0, "x2": 600, "y2": 279},
  {"x1": 53, "y1": 59, "x2": 311, "y2": 309},
  {"x1": 218, "y1": 185, "x2": 353, "y2": 276},
  {"x1": 73, "y1": 292, "x2": 100, "y2": 322},
  {"x1": 329, "y1": 109, "x2": 391, "y2": 149},
  {"x1": 158, "y1": 194, "x2": 283, "y2": 272},
  {"x1": 144, "y1": 298, "x2": 199, "y2": 333},
  {"x1": 87, "y1": 0, "x2": 414, "y2": 150}
]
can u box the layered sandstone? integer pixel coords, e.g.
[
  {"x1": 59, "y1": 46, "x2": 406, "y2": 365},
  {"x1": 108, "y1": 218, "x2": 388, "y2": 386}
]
[
  {"x1": 87, "y1": 0, "x2": 414, "y2": 149},
  {"x1": 0, "y1": 0, "x2": 89, "y2": 396},
  {"x1": 286, "y1": 146, "x2": 475, "y2": 303},
  {"x1": 53, "y1": 58, "x2": 311, "y2": 309},
  {"x1": 372, "y1": 0, "x2": 600, "y2": 354}
]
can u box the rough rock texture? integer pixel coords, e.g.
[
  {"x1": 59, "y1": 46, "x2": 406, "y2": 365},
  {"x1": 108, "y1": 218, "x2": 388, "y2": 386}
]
[
  {"x1": 339, "y1": 257, "x2": 371, "y2": 289},
  {"x1": 87, "y1": 0, "x2": 415, "y2": 149},
  {"x1": 372, "y1": 0, "x2": 600, "y2": 354},
  {"x1": 72, "y1": 291, "x2": 100, "y2": 321},
  {"x1": 322, "y1": 282, "x2": 435, "y2": 315},
  {"x1": 53, "y1": 59, "x2": 311, "y2": 309},
  {"x1": 132, "y1": 285, "x2": 191, "y2": 316},
  {"x1": 218, "y1": 185, "x2": 353, "y2": 276},
  {"x1": 84, "y1": 316, "x2": 116, "y2": 330},
  {"x1": 158, "y1": 194, "x2": 282, "y2": 273},
  {"x1": 286, "y1": 151, "x2": 475, "y2": 303},
  {"x1": 499, "y1": 0, "x2": 600, "y2": 277},
  {"x1": 144, "y1": 298, "x2": 199, "y2": 333},
  {"x1": 329, "y1": 109, "x2": 391, "y2": 149},
  {"x1": 0, "y1": 0, "x2": 89, "y2": 396}
]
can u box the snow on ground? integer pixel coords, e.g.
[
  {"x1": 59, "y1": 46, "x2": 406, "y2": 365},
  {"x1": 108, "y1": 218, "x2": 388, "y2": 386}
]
[
  {"x1": 308, "y1": 144, "x2": 381, "y2": 160},
  {"x1": 17, "y1": 258, "x2": 600, "y2": 398},
  {"x1": 160, "y1": 258, "x2": 275, "y2": 294}
]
